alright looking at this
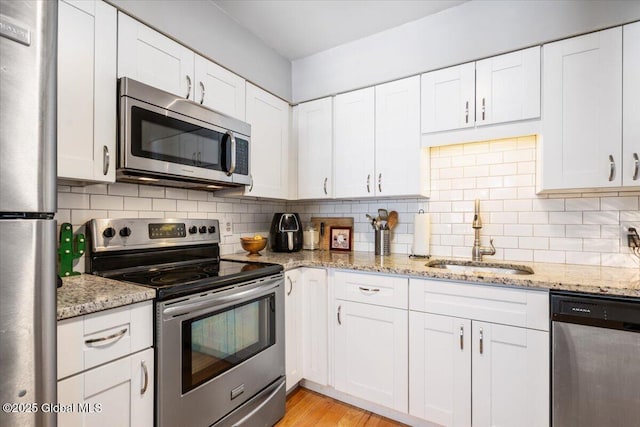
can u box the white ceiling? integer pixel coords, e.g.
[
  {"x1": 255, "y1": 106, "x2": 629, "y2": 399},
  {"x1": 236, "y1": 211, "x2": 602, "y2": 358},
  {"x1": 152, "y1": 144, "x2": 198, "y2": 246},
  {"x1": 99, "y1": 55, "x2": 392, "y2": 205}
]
[{"x1": 211, "y1": 0, "x2": 467, "y2": 60}]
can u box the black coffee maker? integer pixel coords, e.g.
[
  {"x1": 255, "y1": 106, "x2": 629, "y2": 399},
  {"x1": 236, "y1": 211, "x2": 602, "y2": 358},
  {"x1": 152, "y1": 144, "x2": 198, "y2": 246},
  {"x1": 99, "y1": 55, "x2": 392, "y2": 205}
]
[{"x1": 269, "y1": 213, "x2": 303, "y2": 252}]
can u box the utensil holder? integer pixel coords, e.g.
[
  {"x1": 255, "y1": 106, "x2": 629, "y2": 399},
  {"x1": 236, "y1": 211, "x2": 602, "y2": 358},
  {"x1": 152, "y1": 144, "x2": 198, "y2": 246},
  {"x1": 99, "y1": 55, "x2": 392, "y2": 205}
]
[{"x1": 375, "y1": 229, "x2": 390, "y2": 256}]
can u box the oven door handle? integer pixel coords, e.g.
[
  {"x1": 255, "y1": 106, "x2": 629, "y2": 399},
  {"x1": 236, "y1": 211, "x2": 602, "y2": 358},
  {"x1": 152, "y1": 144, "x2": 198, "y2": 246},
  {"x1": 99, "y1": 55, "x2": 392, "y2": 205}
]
[
  {"x1": 162, "y1": 282, "x2": 279, "y2": 317},
  {"x1": 231, "y1": 379, "x2": 285, "y2": 427}
]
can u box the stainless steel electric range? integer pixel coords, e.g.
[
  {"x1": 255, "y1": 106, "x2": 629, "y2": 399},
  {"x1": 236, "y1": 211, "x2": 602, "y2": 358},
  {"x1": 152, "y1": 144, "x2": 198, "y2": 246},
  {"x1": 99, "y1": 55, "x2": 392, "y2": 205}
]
[{"x1": 87, "y1": 218, "x2": 285, "y2": 427}]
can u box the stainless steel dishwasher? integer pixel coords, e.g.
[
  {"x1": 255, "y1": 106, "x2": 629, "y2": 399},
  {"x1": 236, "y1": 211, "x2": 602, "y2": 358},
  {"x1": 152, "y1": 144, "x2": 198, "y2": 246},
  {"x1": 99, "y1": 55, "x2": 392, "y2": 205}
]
[{"x1": 551, "y1": 292, "x2": 640, "y2": 427}]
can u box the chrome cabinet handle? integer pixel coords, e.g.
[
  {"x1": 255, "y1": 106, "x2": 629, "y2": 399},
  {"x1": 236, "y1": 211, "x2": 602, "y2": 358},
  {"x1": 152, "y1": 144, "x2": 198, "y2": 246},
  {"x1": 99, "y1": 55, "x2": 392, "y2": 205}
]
[
  {"x1": 459, "y1": 325, "x2": 464, "y2": 350},
  {"x1": 479, "y1": 327, "x2": 484, "y2": 354},
  {"x1": 337, "y1": 305, "x2": 342, "y2": 325},
  {"x1": 633, "y1": 153, "x2": 639, "y2": 181},
  {"x1": 286, "y1": 276, "x2": 293, "y2": 296},
  {"x1": 378, "y1": 173, "x2": 382, "y2": 193},
  {"x1": 249, "y1": 174, "x2": 254, "y2": 192},
  {"x1": 85, "y1": 328, "x2": 127, "y2": 345},
  {"x1": 465, "y1": 101, "x2": 469, "y2": 124},
  {"x1": 323, "y1": 177, "x2": 328, "y2": 195},
  {"x1": 481, "y1": 97, "x2": 486, "y2": 121},
  {"x1": 366, "y1": 174, "x2": 371, "y2": 193},
  {"x1": 140, "y1": 360, "x2": 149, "y2": 395},
  {"x1": 358, "y1": 286, "x2": 380, "y2": 293},
  {"x1": 102, "y1": 145, "x2": 109, "y2": 175},
  {"x1": 185, "y1": 75, "x2": 192, "y2": 99},
  {"x1": 199, "y1": 81, "x2": 205, "y2": 104},
  {"x1": 225, "y1": 131, "x2": 236, "y2": 176},
  {"x1": 608, "y1": 155, "x2": 615, "y2": 182}
]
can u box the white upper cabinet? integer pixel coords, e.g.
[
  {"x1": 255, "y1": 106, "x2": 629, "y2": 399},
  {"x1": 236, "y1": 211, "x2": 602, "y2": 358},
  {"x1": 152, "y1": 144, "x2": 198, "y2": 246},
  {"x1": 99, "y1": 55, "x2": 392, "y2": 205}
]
[
  {"x1": 375, "y1": 76, "x2": 428, "y2": 197},
  {"x1": 118, "y1": 12, "x2": 195, "y2": 100},
  {"x1": 57, "y1": 0, "x2": 116, "y2": 184},
  {"x1": 623, "y1": 22, "x2": 640, "y2": 187},
  {"x1": 421, "y1": 62, "x2": 475, "y2": 133},
  {"x1": 194, "y1": 55, "x2": 246, "y2": 119},
  {"x1": 475, "y1": 47, "x2": 540, "y2": 126},
  {"x1": 297, "y1": 97, "x2": 333, "y2": 199},
  {"x1": 541, "y1": 27, "x2": 622, "y2": 191},
  {"x1": 421, "y1": 47, "x2": 540, "y2": 135},
  {"x1": 333, "y1": 87, "x2": 375, "y2": 198},
  {"x1": 245, "y1": 83, "x2": 290, "y2": 199}
]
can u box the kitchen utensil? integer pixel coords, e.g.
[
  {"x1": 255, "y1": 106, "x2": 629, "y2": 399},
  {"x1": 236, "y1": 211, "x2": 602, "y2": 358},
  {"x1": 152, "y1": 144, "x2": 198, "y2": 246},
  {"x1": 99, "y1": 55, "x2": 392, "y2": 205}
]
[
  {"x1": 378, "y1": 209, "x2": 388, "y2": 221},
  {"x1": 387, "y1": 211, "x2": 398, "y2": 230}
]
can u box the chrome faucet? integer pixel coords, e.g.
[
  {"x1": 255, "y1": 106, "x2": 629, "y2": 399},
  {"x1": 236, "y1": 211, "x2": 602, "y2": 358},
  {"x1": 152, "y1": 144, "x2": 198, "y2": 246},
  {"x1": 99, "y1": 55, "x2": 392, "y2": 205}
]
[{"x1": 472, "y1": 199, "x2": 496, "y2": 261}]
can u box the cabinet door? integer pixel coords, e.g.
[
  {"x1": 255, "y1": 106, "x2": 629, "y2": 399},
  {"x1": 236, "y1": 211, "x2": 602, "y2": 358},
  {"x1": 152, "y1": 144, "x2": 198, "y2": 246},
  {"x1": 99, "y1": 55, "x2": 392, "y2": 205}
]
[
  {"x1": 297, "y1": 98, "x2": 333, "y2": 199},
  {"x1": 194, "y1": 55, "x2": 246, "y2": 119},
  {"x1": 334, "y1": 87, "x2": 375, "y2": 198},
  {"x1": 623, "y1": 22, "x2": 640, "y2": 187},
  {"x1": 375, "y1": 76, "x2": 424, "y2": 197},
  {"x1": 476, "y1": 46, "x2": 540, "y2": 126},
  {"x1": 117, "y1": 13, "x2": 195, "y2": 100},
  {"x1": 541, "y1": 27, "x2": 622, "y2": 190},
  {"x1": 302, "y1": 268, "x2": 328, "y2": 385},
  {"x1": 57, "y1": 0, "x2": 116, "y2": 183},
  {"x1": 245, "y1": 83, "x2": 290, "y2": 199},
  {"x1": 58, "y1": 348, "x2": 154, "y2": 427},
  {"x1": 334, "y1": 300, "x2": 408, "y2": 412},
  {"x1": 472, "y1": 323, "x2": 549, "y2": 427},
  {"x1": 421, "y1": 63, "x2": 475, "y2": 133},
  {"x1": 409, "y1": 312, "x2": 471, "y2": 427},
  {"x1": 284, "y1": 269, "x2": 303, "y2": 391}
]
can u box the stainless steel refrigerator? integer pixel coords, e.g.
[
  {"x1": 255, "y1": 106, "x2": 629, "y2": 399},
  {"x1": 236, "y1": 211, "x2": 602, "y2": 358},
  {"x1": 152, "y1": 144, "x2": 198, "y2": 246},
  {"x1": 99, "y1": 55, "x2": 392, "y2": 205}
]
[{"x1": 0, "y1": 1, "x2": 58, "y2": 426}]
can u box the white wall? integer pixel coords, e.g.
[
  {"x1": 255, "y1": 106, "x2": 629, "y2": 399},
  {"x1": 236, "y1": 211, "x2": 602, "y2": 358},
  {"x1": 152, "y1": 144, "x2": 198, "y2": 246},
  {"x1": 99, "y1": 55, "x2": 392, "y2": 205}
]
[
  {"x1": 292, "y1": 0, "x2": 640, "y2": 102},
  {"x1": 108, "y1": 0, "x2": 292, "y2": 101}
]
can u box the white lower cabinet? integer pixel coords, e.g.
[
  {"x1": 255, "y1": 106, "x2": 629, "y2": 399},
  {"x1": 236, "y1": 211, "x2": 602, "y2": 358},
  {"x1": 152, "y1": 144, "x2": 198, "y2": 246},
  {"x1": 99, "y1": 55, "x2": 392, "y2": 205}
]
[
  {"x1": 285, "y1": 269, "x2": 303, "y2": 391},
  {"x1": 301, "y1": 268, "x2": 329, "y2": 385},
  {"x1": 333, "y1": 271, "x2": 409, "y2": 412},
  {"x1": 409, "y1": 278, "x2": 549, "y2": 427},
  {"x1": 334, "y1": 300, "x2": 408, "y2": 412},
  {"x1": 57, "y1": 348, "x2": 153, "y2": 427},
  {"x1": 57, "y1": 301, "x2": 154, "y2": 426}
]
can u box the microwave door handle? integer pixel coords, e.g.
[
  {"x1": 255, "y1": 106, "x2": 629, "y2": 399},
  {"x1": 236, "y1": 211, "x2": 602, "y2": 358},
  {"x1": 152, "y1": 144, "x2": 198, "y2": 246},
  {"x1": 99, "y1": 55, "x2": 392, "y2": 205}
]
[{"x1": 226, "y1": 131, "x2": 236, "y2": 176}]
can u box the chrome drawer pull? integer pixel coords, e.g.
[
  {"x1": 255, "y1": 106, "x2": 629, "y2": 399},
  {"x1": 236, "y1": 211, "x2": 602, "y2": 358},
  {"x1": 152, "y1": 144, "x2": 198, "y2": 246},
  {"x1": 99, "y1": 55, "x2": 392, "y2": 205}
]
[
  {"x1": 337, "y1": 305, "x2": 342, "y2": 325},
  {"x1": 366, "y1": 174, "x2": 371, "y2": 193},
  {"x1": 84, "y1": 328, "x2": 127, "y2": 345},
  {"x1": 358, "y1": 286, "x2": 380, "y2": 293},
  {"x1": 608, "y1": 155, "x2": 615, "y2": 182},
  {"x1": 102, "y1": 145, "x2": 109, "y2": 175},
  {"x1": 185, "y1": 75, "x2": 192, "y2": 99},
  {"x1": 287, "y1": 276, "x2": 293, "y2": 296},
  {"x1": 459, "y1": 325, "x2": 464, "y2": 350},
  {"x1": 199, "y1": 81, "x2": 205, "y2": 104},
  {"x1": 323, "y1": 177, "x2": 328, "y2": 195},
  {"x1": 479, "y1": 327, "x2": 484, "y2": 354},
  {"x1": 378, "y1": 173, "x2": 382, "y2": 193},
  {"x1": 141, "y1": 361, "x2": 149, "y2": 395},
  {"x1": 633, "y1": 153, "x2": 639, "y2": 181}
]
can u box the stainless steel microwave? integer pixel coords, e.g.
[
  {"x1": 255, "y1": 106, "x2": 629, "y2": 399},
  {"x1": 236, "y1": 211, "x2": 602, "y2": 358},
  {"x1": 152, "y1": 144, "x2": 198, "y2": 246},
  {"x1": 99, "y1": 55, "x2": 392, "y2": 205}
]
[{"x1": 117, "y1": 78, "x2": 250, "y2": 189}]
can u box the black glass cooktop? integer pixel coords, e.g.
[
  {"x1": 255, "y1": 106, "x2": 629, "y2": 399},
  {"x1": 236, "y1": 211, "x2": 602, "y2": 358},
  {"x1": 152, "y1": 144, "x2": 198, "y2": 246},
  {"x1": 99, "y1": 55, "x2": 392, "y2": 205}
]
[{"x1": 102, "y1": 259, "x2": 282, "y2": 300}]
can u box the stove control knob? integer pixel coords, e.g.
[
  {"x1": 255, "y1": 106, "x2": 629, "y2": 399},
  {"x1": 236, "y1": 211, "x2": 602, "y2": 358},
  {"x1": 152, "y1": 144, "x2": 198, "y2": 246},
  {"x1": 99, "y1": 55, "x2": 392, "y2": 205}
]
[
  {"x1": 208, "y1": 225, "x2": 216, "y2": 234},
  {"x1": 103, "y1": 227, "x2": 116, "y2": 238},
  {"x1": 199, "y1": 226, "x2": 207, "y2": 234},
  {"x1": 119, "y1": 227, "x2": 131, "y2": 237},
  {"x1": 188, "y1": 226, "x2": 198, "y2": 234}
]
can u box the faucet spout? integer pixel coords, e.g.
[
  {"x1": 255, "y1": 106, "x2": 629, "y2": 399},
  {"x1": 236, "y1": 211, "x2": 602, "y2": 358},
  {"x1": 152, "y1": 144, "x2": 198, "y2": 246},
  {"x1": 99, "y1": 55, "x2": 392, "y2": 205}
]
[{"x1": 471, "y1": 199, "x2": 495, "y2": 261}]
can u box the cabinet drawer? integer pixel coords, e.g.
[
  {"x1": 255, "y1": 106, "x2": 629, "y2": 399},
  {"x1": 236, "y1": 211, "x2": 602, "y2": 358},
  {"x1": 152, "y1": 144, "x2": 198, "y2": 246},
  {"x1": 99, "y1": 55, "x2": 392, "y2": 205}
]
[
  {"x1": 409, "y1": 279, "x2": 548, "y2": 331},
  {"x1": 58, "y1": 301, "x2": 153, "y2": 379},
  {"x1": 334, "y1": 271, "x2": 408, "y2": 309}
]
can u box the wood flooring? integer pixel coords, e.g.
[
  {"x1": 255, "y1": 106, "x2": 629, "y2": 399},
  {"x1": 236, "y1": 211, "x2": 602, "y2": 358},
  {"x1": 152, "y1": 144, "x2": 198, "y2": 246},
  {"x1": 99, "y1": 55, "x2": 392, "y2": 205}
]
[{"x1": 275, "y1": 387, "x2": 408, "y2": 427}]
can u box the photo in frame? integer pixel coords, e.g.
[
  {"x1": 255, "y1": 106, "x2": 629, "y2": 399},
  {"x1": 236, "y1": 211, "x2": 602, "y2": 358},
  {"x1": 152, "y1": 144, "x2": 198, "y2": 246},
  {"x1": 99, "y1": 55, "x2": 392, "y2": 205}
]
[{"x1": 329, "y1": 226, "x2": 352, "y2": 251}]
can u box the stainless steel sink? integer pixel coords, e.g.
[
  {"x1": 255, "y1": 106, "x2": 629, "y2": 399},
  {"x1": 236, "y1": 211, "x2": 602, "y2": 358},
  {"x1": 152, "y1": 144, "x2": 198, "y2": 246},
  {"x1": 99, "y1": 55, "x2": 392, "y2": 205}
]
[{"x1": 425, "y1": 260, "x2": 534, "y2": 275}]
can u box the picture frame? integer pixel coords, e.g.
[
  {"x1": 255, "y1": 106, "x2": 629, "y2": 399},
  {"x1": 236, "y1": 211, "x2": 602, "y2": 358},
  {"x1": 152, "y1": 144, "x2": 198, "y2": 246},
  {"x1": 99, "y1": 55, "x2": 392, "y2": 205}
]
[{"x1": 329, "y1": 226, "x2": 352, "y2": 251}]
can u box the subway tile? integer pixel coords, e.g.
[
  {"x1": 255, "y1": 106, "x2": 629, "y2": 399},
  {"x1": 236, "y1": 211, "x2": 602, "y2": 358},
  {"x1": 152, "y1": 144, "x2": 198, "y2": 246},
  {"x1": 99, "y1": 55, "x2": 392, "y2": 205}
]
[
  {"x1": 197, "y1": 201, "x2": 217, "y2": 212},
  {"x1": 493, "y1": 235, "x2": 519, "y2": 248},
  {"x1": 440, "y1": 234, "x2": 466, "y2": 246},
  {"x1": 57, "y1": 185, "x2": 71, "y2": 193},
  {"x1": 489, "y1": 187, "x2": 518, "y2": 200},
  {"x1": 503, "y1": 174, "x2": 533, "y2": 188},
  {"x1": 518, "y1": 211, "x2": 549, "y2": 224},
  {"x1": 549, "y1": 238, "x2": 583, "y2": 251},
  {"x1": 91, "y1": 195, "x2": 123, "y2": 210},
  {"x1": 71, "y1": 184, "x2": 108, "y2": 194},
  {"x1": 503, "y1": 199, "x2": 532, "y2": 211},
  {"x1": 601, "y1": 225, "x2": 621, "y2": 238},
  {"x1": 108, "y1": 183, "x2": 139, "y2": 197},
  {"x1": 457, "y1": 154, "x2": 478, "y2": 167},
  {"x1": 71, "y1": 209, "x2": 108, "y2": 225},
  {"x1": 503, "y1": 248, "x2": 533, "y2": 262},
  {"x1": 54, "y1": 209, "x2": 71, "y2": 224},
  {"x1": 439, "y1": 144, "x2": 464, "y2": 157},
  {"x1": 439, "y1": 167, "x2": 464, "y2": 179},
  {"x1": 621, "y1": 210, "x2": 640, "y2": 222},
  {"x1": 476, "y1": 152, "x2": 503, "y2": 165},
  {"x1": 516, "y1": 136, "x2": 536, "y2": 149},
  {"x1": 583, "y1": 211, "x2": 619, "y2": 225},
  {"x1": 600, "y1": 196, "x2": 638, "y2": 211},
  {"x1": 463, "y1": 189, "x2": 489, "y2": 201},
  {"x1": 504, "y1": 224, "x2": 533, "y2": 236},
  {"x1": 517, "y1": 186, "x2": 537, "y2": 199},
  {"x1": 152, "y1": 198, "x2": 176, "y2": 212},
  {"x1": 601, "y1": 253, "x2": 639, "y2": 268},
  {"x1": 519, "y1": 237, "x2": 548, "y2": 250},
  {"x1": 582, "y1": 238, "x2": 620, "y2": 253},
  {"x1": 566, "y1": 251, "x2": 600, "y2": 265},
  {"x1": 517, "y1": 161, "x2": 536, "y2": 174},
  {"x1": 532, "y1": 198, "x2": 564, "y2": 211},
  {"x1": 165, "y1": 188, "x2": 188, "y2": 200},
  {"x1": 108, "y1": 210, "x2": 139, "y2": 219},
  {"x1": 476, "y1": 176, "x2": 504, "y2": 188},
  {"x1": 58, "y1": 193, "x2": 90, "y2": 209},
  {"x1": 489, "y1": 163, "x2": 518, "y2": 176},
  {"x1": 534, "y1": 250, "x2": 566, "y2": 264},
  {"x1": 431, "y1": 156, "x2": 452, "y2": 168},
  {"x1": 534, "y1": 224, "x2": 565, "y2": 237},
  {"x1": 503, "y1": 149, "x2": 534, "y2": 163},
  {"x1": 463, "y1": 141, "x2": 489, "y2": 154},
  {"x1": 124, "y1": 197, "x2": 152, "y2": 211},
  {"x1": 489, "y1": 138, "x2": 518, "y2": 152},
  {"x1": 429, "y1": 201, "x2": 452, "y2": 212},
  {"x1": 187, "y1": 190, "x2": 208, "y2": 201},
  {"x1": 566, "y1": 225, "x2": 600, "y2": 238},
  {"x1": 232, "y1": 203, "x2": 248, "y2": 213},
  {"x1": 139, "y1": 185, "x2": 165, "y2": 198},
  {"x1": 483, "y1": 224, "x2": 504, "y2": 236},
  {"x1": 464, "y1": 165, "x2": 489, "y2": 177},
  {"x1": 549, "y1": 211, "x2": 582, "y2": 224},
  {"x1": 450, "y1": 177, "x2": 476, "y2": 190},
  {"x1": 565, "y1": 198, "x2": 599, "y2": 211},
  {"x1": 452, "y1": 200, "x2": 474, "y2": 213},
  {"x1": 491, "y1": 212, "x2": 518, "y2": 224},
  {"x1": 176, "y1": 200, "x2": 198, "y2": 212}
]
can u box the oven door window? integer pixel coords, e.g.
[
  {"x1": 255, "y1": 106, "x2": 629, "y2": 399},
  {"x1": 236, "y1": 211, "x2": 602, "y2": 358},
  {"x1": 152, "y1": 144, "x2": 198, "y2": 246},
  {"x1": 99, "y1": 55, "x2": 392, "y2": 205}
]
[
  {"x1": 182, "y1": 293, "x2": 276, "y2": 393},
  {"x1": 131, "y1": 106, "x2": 226, "y2": 172}
]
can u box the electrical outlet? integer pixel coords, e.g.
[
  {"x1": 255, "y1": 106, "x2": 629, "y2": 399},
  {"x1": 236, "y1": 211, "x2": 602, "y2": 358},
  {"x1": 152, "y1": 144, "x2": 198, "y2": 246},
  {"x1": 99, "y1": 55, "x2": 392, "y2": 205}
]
[{"x1": 222, "y1": 217, "x2": 233, "y2": 237}]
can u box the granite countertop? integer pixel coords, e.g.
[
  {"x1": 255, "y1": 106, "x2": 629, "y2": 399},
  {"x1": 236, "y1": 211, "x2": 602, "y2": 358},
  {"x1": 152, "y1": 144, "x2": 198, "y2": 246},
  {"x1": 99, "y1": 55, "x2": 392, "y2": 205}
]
[
  {"x1": 224, "y1": 250, "x2": 640, "y2": 298},
  {"x1": 57, "y1": 274, "x2": 156, "y2": 320}
]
